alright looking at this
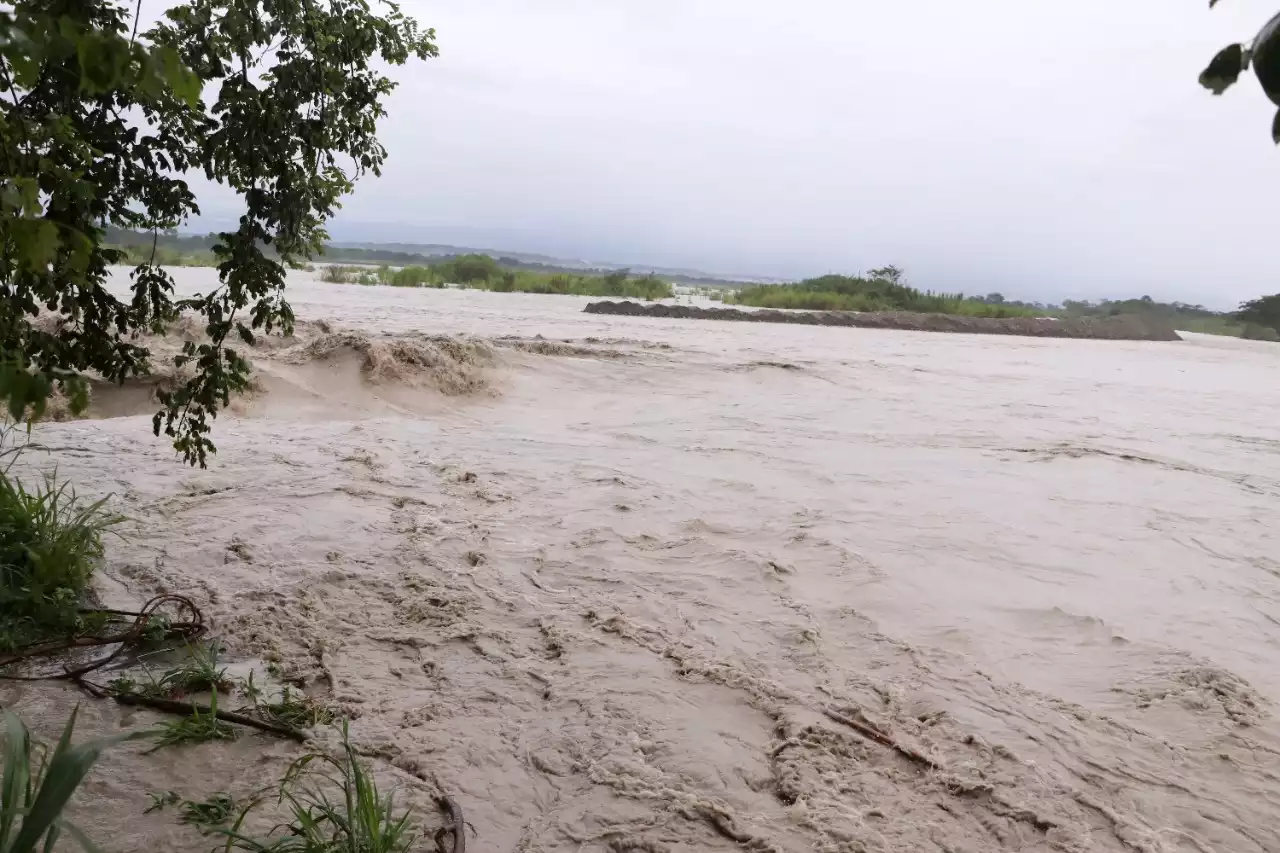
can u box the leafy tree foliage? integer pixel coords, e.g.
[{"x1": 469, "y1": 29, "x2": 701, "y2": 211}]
[
  {"x1": 1, "y1": 0, "x2": 435, "y2": 465},
  {"x1": 439, "y1": 253, "x2": 502, "y2": 284},
  {"x1": 1201, "y1": 3, "x2": 1280, "y2": 141},
  {"x1": 1237, "y1": 293, "x2": 1280, "y2": 332}
]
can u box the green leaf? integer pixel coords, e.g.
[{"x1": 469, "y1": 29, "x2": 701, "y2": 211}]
[
  {"x1": 8, "y1": 707, "x2": 136, "y2": 853},
  {"x1": 153, "y1": 46, "x2": 202, "y2": 107},
  {"x1": 1254, "y1": 11, "x2": 1280, "y2": 107},
  {"x1": 1, "y1": 712, "x2": 33, "y2": 849},
  {"x1": 1271, "y1": 108, "x2": 1280, "y2": 144},
  {"x1": 76, "y1": 32, "x2": 128, "y2": 94},
  {"x1": 10, "y1": 220, "x2": 61, "y2": 272},
  {"x1": 62, "y1": 377, "x2": 90, "y2": 417},
  {"x1": 53, "y1": 820, "x2": 104, "y2": 853},
  {"x1": 1200, "y1": 43, "x2": 1248, "y2": 94}
]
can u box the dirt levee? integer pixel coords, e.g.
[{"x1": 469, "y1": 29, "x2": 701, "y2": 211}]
[{"x1": 583, "y1": 300, "x2": 1183, "y2": 340}]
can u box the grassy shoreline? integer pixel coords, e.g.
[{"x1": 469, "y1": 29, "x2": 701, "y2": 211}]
[
  {"x1": 108, "y1": 245, "x2": 676, "y2": 300},
  {"x1": 726, "y1": 271, "x2": 1272, "y2": 339},
  {"x1": 105, "y1": 245, "x2": 1275, "y2": 339},
  {"x1": 319, "y1": 262, "x2": 674, "y2": 299},
  {"x1": 729, "y1": 274, "x2": 1040, "y2": 319}
]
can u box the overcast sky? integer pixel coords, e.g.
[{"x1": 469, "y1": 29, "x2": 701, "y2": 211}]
[{"x1": 201, "y1": 1, "x2": 1280, "y2": 307}]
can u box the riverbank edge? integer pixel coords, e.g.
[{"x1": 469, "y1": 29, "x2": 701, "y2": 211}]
[{"x1": 583, "y1": 301, "x2": 1183, "y2": 341}]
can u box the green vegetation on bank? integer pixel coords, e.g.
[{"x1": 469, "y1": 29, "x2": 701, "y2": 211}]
[
  {"x1": 1237, "y1": 294, "x2": 1280, "y2": 341},
  {"x1": 0, "y1": 440, "x2": 122, "y2": 651},
  {"x1": 104, "y1": 227, "x2": 707, "y2": 291},
  {"x1": 1, "y1": 705, "x2": 428, "y2": 853},
  {"x1": 1026, "y1": 296, "x2": 1278, "y2": 340},
  {"x1": 729, "y1": 267, "x2": 1040, "y2": 318},
  {"x1": 727, "y1": 267, "x2": 1280, "y2": 341},
  {"x1": 320, "y1": 254, "x2": 674, "y2": 299}
]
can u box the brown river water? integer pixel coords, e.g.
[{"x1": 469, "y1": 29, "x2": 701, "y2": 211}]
[{"x1": 7, "y1": 268, "x2": 1280, "y2": 852}]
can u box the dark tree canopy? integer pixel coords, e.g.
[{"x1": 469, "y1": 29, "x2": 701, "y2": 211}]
[
  {"x1": 1237, "y1": 294, "x2": 1280, "y2": 331},
  {"x1": 1201, "y1": 3, "x2": 1280, "y2": 141},
  {"x1": 1, "y1": 0, "x2": 435, "y2": 465}
]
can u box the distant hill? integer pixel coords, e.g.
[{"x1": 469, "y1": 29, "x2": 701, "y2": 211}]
[
  {"x1": 103, "y1": 228, "x2": 769, "y2": 288},
  {"x1": 325, "y1": 240, "x2": 774, "y2": 287}
]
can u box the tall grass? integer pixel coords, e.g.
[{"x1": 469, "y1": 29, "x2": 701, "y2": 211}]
[
  {"x1": 318, "y1": 266, "x2": 381, "y2": 286},
  {"x1": 218, "y1": 721, "x2": 420, "y2": 853},
  {"x1": 382, "y1": 266, "x2": 439, "y2": 288},
  {"x1": 730, "y1": 274, "x2": 1040, "y2": 317},
  {"x1": 1, "y1": 707, "x2": 135, "y2": 853},
  {"x1": 0, "y1": 444, "x2": 122, "y2": 650}
]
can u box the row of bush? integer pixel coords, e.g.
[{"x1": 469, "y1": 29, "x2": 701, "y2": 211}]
[
  {"x1": 728, "y1": 268, "x2": 1041, "y2": 318},
  {"x1": 725, "y1": 271, "x2": 1280, "y2": 340},
  {"x1": 320, "y1": 254, "x2": 674, "y2": 300}
]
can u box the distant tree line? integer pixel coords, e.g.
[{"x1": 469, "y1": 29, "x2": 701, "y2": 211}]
[
  {"x1": 319, "y1": 254, "x2": 673, "y2": 299},
  {"x1": 103, "y1": 227, "x2": 748, "y2": 288},
  {"x1": 734, "y1": 267, "x2": 1280, "y2": 341},
  {"x1": 730, "y1": 266, "x2": 1041, "y2": 318}
]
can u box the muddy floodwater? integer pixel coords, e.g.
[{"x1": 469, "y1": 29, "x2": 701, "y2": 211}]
[{"x1": 8, "y1": 269, "x2": 1280, "y2": 852}]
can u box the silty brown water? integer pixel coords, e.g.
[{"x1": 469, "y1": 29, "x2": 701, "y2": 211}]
[{"x1": 6, "y1": 268, "x2": 1280, "y2": 852}]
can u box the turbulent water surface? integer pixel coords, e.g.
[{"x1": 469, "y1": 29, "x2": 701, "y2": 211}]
[{"x1": 8, "y1": 269, "x2": 1280, "y2": 852}]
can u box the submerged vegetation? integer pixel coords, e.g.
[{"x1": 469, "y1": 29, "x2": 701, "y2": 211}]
[
  {"x1": 0, "y1": 434, "x2": 122, "y2": 651},
  {"x1": 219, "y1": 721, "x2": 427, "y2": 853},
  {"x1": 1, "y1": 707, "x2": 434, "y2": 853}
]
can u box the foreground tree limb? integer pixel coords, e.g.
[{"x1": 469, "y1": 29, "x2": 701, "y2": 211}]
[{"x1": 0, "y1": 0, "x2": 436, "y2": 465}]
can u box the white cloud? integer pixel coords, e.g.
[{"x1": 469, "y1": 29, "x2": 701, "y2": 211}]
[{"x1": 203, "y1": 0, "x2": 1280, "y2": 307}]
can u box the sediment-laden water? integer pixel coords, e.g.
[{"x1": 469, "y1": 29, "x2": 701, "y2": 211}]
[{"x1": 7, "y1": 268, "x2": 1280, "y2": 852}]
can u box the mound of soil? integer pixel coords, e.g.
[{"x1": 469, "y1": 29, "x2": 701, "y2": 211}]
[{"x1": 583, "y1": 301, "x2": 1182, "y2": 341}]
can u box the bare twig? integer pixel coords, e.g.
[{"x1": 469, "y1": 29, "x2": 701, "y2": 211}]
[
  {"x1": 434, "y1": 794, "x2": 465, "y2": 853},
  {"x1": 822, "y1": 705, "x2": 945, "y2": 772}
]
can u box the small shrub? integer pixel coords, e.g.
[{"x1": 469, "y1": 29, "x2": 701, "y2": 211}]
[
  {"x1": 254, "y1": 686, "x2": 338, "y2": 730},
  {"x1": 179, "y1": 792, "x2": 238, "y2": 833},
  {"x1": 384, "y1": 265, "x2": 438, "y2": 288},
  {"x1": 437, "y1": 253, "x2": 500, "y2": 284},
  {"x1": 1241, "y1": 322, "x2": 1280, "y2": 342},
  {"x1": 218, "y1": 721, "x2": 420, "y2": 853},
  {"x1": 158, "y1": 643, "x2": 233, "y2": 695},
  {"x1": 318, "y1": 265, "x2": 366, "y2": 284},
  {"x1": 150, "y1": 690, "x2": 237, "y2": 751},
  {"x1": 0, "y1": 454, "x2": 122, "y2": 650}
]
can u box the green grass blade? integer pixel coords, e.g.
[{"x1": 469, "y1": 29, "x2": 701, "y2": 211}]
[
  {"x1": 54, "y1": 818, "x2": 105, "y2": 853},
  {"x1": 8, "y1": 709, "x2": 136, "y2": 853},
  {"x1": 39, "y1": 821, "x2": 59, "y2": 853},
  {"x1": 1, "y1": 710, "x2": 33, "y2": 848}
]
